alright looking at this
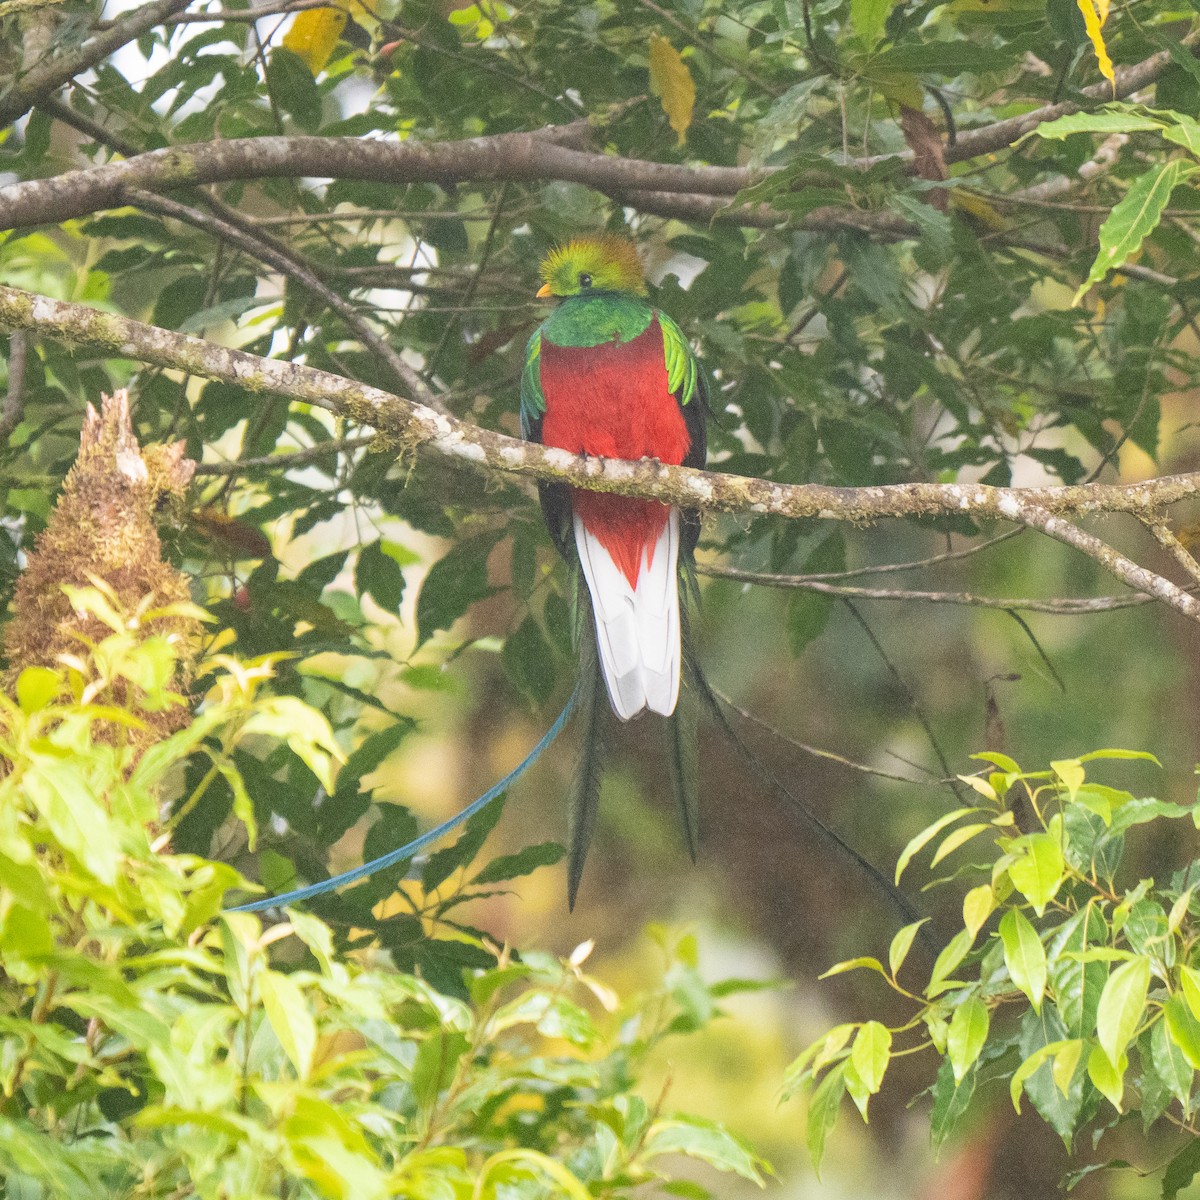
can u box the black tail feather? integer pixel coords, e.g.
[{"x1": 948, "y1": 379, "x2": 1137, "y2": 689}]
[
  {"x1": 567, "y1": 611, "x2": 608, "y2": 909},
  {"x1": 667, "y1": 618, "x2": 701, "y2": 861},
  {"x1": 681, "y1": 643, "x2": 929, "y2": 942}
]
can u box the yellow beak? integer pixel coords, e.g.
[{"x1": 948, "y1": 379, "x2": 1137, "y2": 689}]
[{"x1": 536, "y1": 283, "x2": 553, "y2": 298}]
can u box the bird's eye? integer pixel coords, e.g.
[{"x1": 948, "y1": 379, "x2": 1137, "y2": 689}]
[{"x1": 578, "y1": 273, "x2": 592, "y2": 288}]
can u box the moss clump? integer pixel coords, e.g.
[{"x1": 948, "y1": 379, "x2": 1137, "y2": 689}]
[{"x1": 3, "y1": 389, "x2": 201, "y2": 745}]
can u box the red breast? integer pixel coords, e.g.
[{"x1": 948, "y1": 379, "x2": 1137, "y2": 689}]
[{"x1": 539, "y1": 320, "x2": 692, "y2": 586}]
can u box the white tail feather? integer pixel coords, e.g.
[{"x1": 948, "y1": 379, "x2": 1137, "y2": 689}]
[{"x1": 574, "y1": 509, "x2": 681, "y2": 721}]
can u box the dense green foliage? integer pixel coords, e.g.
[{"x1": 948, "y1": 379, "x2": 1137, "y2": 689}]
[
  {"x1": 789, "y1": 750, "x2": 1200, "y2": 1193},
  {"x1": 3, "y1": 0, "x2": 1200, "y2": 1195},
  {"x1": 0, "y1": 603, "x2": 764, "y2": 1198}
]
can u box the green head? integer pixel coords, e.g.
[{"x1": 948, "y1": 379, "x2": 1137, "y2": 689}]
[{"x1": 536, "y1": 234, "x2": 648, "y2": 299}]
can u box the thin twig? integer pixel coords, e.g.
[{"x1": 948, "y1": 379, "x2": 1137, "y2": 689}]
[
  {"x1": 842, "y1": 600, "x2": 963, "y2": 800},
  {"x1": 1010, "y1": 131, "x2": 1129, "y2": 204},
  {"x1": 697, "y1": 562, "x2": 1157, "y2": 613},
  {"x1": 193, "y1": 433, "x2": 375, "y2": 475},
  {"x1": 0, "y1": 0, "x2": 193, "y2": 128},
  {"x1": 129, "y1": 189, "x2": 448, "y2": 413},
  {"x1": 422, "y1": 184, "x2": 508, "y2": 383},
  {"x1": 709, "y1": 686, "x2": 928, "y2": 784},
  {"x1": 709, "y1": 528, "x2": 1025, "y2": 582}
]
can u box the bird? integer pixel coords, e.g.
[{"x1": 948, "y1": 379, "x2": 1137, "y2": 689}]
[{"x1": 520, "y1": 232, "x2": 708, "y2": 905}]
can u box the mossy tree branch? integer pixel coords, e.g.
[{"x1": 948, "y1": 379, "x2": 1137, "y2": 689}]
[
  {"x1": 0, "y1": 39, "x2": 1187, "y2": 239},
  {"x1": 3, "y1": 281, "x2": 1200, "y2": 621}
]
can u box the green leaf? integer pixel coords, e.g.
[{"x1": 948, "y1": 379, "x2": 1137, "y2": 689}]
[
  {"x1": 1074, "y1": 160, "x2": 1197, "y2": 303},
  {"x1": 23, "y1": 759, "x2": 122, "y2": 887},
  {"x1": 850, "y1": 1021, "x2": 892, "y2": 1095},
  {"x1": 1051, "y1": 758, "x2": 1085, "y2": 801},
  {"x1": 895, "y1": 807, "x2": 985, "y2": 883},
  {"x1": 1051, "y1": 1040, "x2": 1082, "y2": 1098},
  {"x1": 928, "y1": 927, "x2": 974, "y2": 997},
  {"x1": 416, "y1": 533, "x2": 499, "y2": 647},
  {"x1": 962, "y1": 885, "x2": 995, "y2": 939},
  {"x1": 1096, "y1": 956, "x2": 1150, "y2": 1066},
  {"x1": 178, "y1": 295, "x2": 262, "y2": 334},
  {"x1": 471, "y1": 841, "x2": 564, "y2": 885},
  {"x1": 642, "y1": 1118, "x2": 766, "y2": 1184},
  {"x1": 1048, "y1": 906, "x2": 1108, "y2": 1038},
  {"x1": 820, "y1": 955, "x2": 888, "y2": 980},
  {"x1": 947, "y1": 995, "x2": 989, "y2": 1083},
  {"x1": 1165, "y1": 995, "x2": 1200, "y2": 1069},
  {"x1": 1149, "y1": 1014, "x2": 1194, "y2": 1110},
  {"x1": 1017, "y1": 1007, "x2": 1092, "y2": 1147},
  {"x1": 930, "y1": 822, "x2": 992, "y2": 868},
  {"x1": 1182, "y1": 965, "x2": 1200, "y2": 1022},
  {"x1": 337, "y1": 722, "x2": 411, "y2": 799},
  {"x1": 266, "y1": 46, "x2": 323, "y2": 131},
  {"x1": 1162, "y1": 1136, "x2": 1200, "y2": 1200},
  {"x1": 888, "y1": 919, "x2": 928, "y2": 978},
  {"x1": 786, "y1": 533, "x2": 844, "y2": 655},
  {"x1": 930, "y1": 1056, "x2": 975, "y2": 1153},
  {"x1": 1076, "y1": 748, "x2": 1162, "y2": 765},
  {"x1": 1034, "y1": 107, "x2": 1168, "y2": 140},
  {"x1": 241, "y1": 696, "x2": 342, "y2": 791},
  {"x1": 1108, "y1": 796, "x2": 1192, "y2": 834},
  {"x1": 501, "y1": 615, "x2": 557, "y2": 706},
  {"x1": 1008, "y1": 833, "x2": 1065, "y2": 915},
  {"x1": 1010, "y1": 1041, "x2": 1065, "y2": 1113},
  {"x1": 258, "y1": 967, "x2": 317, "y2": 1079},
  {"x1": 1000, "y1": 908, "x2": 1046, "y2": 1010},
  {"x1": 421, "y1": 794, "x2": 506, "y2": 891},
  {"x1": 356, "y1": 540, "x2": 405, "y2": 611},
  {"x1": 15, "y1": 666, "x2": 62, "y2": 712},
  {"x1": 1086, "y1": 1041, "x2": 1125, "y2": 1111},
  {"x1": 806, "y1": 1061, "x2": 846, "y2": 1177},
  {"x1": 850, "y1": 0, "x2": 892, "y2": 48},
  {"x1": 411, "y1": 1030, "x2": 470, "y2": 1115}
]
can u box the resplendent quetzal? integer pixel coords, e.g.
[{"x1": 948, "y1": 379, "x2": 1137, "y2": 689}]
[{"x1": 520, "y1": 233, "x2": 709, "y2": 905}]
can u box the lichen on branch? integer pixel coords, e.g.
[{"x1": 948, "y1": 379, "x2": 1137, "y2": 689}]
[{"x1": 3, "y1": 284, "x2": 1200, "y2": 622}]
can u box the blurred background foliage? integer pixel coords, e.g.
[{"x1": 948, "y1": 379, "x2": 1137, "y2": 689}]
[{"x1": 2, "y1": 0, "x2": 1200, "y2": 1194}]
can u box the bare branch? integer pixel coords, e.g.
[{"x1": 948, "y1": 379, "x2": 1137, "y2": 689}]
[
  {"x1": 1141, "y1": 518, "x2": 1200, "y2": 587},
  {"x1": 0, "y1": 0, "x2": 192, "y2": 129},
  {"x1": 0, "y1": 330, "x2": 27, "y2": 443},
  {"x1": 697, "y1": 562, "x2": 1158, "y2": 613},
  {"x1": 1012, "y1": 131, "x2": 1129, "y2": 204},
  {"x1": 943, "y1": 48, "x2": 1183, "y2": 165},
  {"x1": 0, "y1": 133, "x2": 756, "y2": 233},
  {"x1": 4, "y1": 282, "x2": 1200, "y2": 620},
  {"x1": 1003, "y1": 502, "x2": 1200, "y2": 621},
  {"x1": 3, "y1": 40, "x2": 1189, "y2": 237}
]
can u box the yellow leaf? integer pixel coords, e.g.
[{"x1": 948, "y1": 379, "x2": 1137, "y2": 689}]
[
  {"x1": 282, "y1": 7, "x2": 348, "y2": 75},
  {"x1": 950, "y1": 188, "x2": 1009, "y2": 232},
  {"x1": 1075, "y1": 0, "x2": 1114, "y2": 89},
  {"x1": 648, "y1": 34, "x2": 695, "y2": 146}
]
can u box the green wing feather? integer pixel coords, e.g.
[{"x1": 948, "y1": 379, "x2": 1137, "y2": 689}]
[
  {"x1": 519, "y1": 328, "x2": 545, "y2": 437},
  {"x1": 657, "y1": 311, "x2": 698, "y2": 407}
]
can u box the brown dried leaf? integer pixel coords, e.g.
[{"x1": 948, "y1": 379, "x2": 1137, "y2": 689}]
[{"x1": 899, "y1": 106, "x2": 948, "y2": 212}]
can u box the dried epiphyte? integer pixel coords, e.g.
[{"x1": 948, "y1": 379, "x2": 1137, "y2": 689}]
[{"x1": 2, "y1": 389, "x2": 201, "y2": 742}]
